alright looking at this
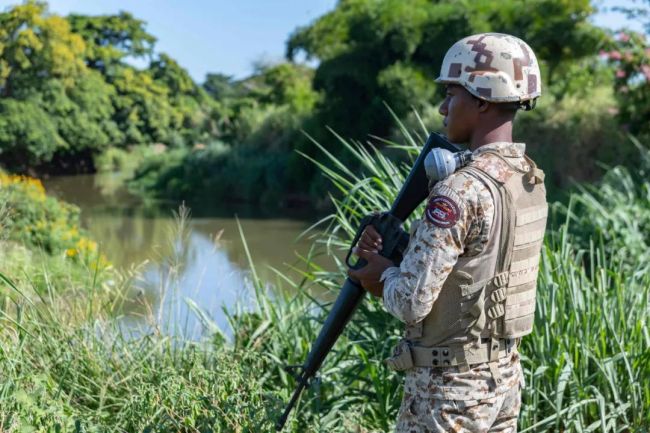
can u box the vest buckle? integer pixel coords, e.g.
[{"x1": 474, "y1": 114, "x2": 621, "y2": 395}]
[
  {"x1": 384, "y1": 339, "x2": 414, "y2": 372},
  {"x1": 487, "y1": 304, "x2": 505, "y2": 319},
  {"x1": 429, "y1": 347, "x2": 453, "y2": 367},
  {"x1": 494, "y1": 272, "x2": 509, "y2": 287},
  {"x1": 490, "y1": 287, "x2": 507, "y2": 303}
]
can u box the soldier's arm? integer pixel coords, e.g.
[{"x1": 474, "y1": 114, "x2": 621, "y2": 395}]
[{"x1": 382, "y1": 173, "x2": 483, "y2": 325}]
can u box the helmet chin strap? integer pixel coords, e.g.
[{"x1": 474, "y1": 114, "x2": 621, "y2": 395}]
[
  {"x1": 424, "y1": 148, "x2": 474, "y2": 182},
  {"x1": 520, "y1": 99, "x2": 537, "y2": 111}
]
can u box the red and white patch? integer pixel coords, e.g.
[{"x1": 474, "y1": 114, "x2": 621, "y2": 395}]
[{"x1": 425, "y1": 195, "x2": 460, "y2": 228}]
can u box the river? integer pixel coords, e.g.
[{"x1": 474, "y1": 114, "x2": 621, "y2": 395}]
[{"x1": 42, "y1": 173, "x2": 336, "y2": 339}]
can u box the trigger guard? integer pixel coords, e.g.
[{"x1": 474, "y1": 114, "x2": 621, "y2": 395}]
[{"x1": 345, "y1": 217, "x2": 374, "y2": 268}]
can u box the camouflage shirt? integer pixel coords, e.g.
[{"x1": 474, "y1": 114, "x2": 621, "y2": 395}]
[{"x1": 381, "y1": 141, "x2": 529, "y2": 400}]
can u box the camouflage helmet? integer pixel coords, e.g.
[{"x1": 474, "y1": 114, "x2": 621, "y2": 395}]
[{"x1": 436, "y1": 33, "x2": 541, "y2": 110}]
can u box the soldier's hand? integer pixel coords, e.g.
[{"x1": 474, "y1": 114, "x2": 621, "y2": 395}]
[
  {"x1": 348, "y1": 248, "x2": 394, "y2": 298},
  {"x1": 357, "y1": 225, "x2": 383, "y2": 254}
]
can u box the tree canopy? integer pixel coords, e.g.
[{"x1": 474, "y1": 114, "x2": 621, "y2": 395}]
[
  {"x1": 287, "y1": 0, "x2": 605, "y2": 141},
  {"x1": 1, "y1": 0, "x2": 647, "y2": 207}
]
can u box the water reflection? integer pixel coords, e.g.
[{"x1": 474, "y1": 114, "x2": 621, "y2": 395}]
[
  {"x1": 42, "y1": 174, "x2": 334, "y2": 339},
  {"x1": 117, "y1": 230, "x2": 251, "y2": 339}
]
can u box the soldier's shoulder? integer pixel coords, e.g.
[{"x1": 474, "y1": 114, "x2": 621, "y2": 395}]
[
  {"x1": 466, "y1": 151, "x2": 517, "y2": 184},
  {"x1": 430, "y1": 170, "x2": 484, "y2": 208},
  {"x1": 435, "y1": 168, "x2": 484, "y2": 196}
]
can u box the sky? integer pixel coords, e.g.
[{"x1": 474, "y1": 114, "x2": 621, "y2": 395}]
[{"x1": 0, "y1": 0, "x2": 645, "y2": 83}]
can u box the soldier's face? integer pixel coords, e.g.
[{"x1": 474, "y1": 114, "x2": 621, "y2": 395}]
[{"x1": 438, "y1": 85, "x2": 479, "y2": 143}]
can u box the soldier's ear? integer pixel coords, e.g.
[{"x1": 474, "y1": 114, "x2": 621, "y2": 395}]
[{"x1": 476, "y1": 98, "x2": 490, "y2": 113}]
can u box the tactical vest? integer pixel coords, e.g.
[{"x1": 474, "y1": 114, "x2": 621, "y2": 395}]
[{"x1": 387, "y1": 151, "x2": 547, "y2": 371}]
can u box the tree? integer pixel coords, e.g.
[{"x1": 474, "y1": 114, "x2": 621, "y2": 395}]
[
  {"x1": 603, "y1": 30, "x2": 650, "y2": 140},
  {"x1": 287, "y1": 0, "x2": 605, "y2": 143},
  {"x1": 0, "y1": 1, "x2": 120, "y2": 168},
  {"x1": 67, "y1": 11, "x2": 156, "y2": 73},
  {"x1": 0, "y1": 2, "x2": 215, "y2": 171},
  {"x1": 0, "y1": 1, "x2": 86, "y2": 98},
  {"x1": 203, "y1": 73, "x2": 238, "y2": 100}
]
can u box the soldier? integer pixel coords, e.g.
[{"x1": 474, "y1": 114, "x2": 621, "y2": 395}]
[{"x1": 348, "y1": 33, "x2": 548, "y2": 433}]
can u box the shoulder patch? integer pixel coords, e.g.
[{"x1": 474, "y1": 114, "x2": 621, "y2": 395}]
[{"x1": 425, "y1": 195, "x2": 460, "y2": 228}]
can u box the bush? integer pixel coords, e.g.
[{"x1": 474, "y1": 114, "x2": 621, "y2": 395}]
[
  {"x1": 128, "y1": 141, "x2": 297, "y2": 209},
  {"x1": 0, "y1": 173, "x2": 108, "y2": 269},
  {"x1": 0, "y1": 272, "x2": 277, "y2": 432},
  {"x1": 516, "y1": 85, "x2": 629, "y2": 200}
]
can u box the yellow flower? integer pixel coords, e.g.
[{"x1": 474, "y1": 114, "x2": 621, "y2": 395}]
[{"x1": 0, "y1": 173, "x2": 46, "y2": 200}]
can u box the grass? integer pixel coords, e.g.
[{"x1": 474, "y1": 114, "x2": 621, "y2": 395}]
[{"x1": 0, "y1": 123, "x2": 648, "y2": 431}]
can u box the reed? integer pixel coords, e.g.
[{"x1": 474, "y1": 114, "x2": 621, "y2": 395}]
[{"x1": 0, "y1": 126, "x2": 647, "y2": 431}]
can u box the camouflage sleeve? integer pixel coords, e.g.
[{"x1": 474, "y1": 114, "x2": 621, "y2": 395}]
[{"x1": 382, "y1": 174, "x2": 481, "y2": 325}]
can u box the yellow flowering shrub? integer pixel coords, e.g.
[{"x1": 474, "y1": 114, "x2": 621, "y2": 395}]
[{"x1": 0, "y1": 173, "x2": 109, "y2": 270}]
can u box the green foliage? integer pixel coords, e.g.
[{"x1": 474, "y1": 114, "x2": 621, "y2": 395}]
[
  {"x1": 555, "y1": 136, "x2": 650, "y2": 268},
  {"x1": 128, "y1": 142, "x2": 293, "y2": 207},
  {"x1": 516, "y1": 84, "x2": 628, "y2": 199},
  {"x1": 109, "y1": 67, "x2": 177, "y2": 144},
  {"x1": 518, "y1": 143, "x2": 650, "y2": 431},
  {"x1": 203, "y1": 72, "x2": 239, "y2": 100},
  {"x1": 246, "y1": 63, "x2": 320, "y2": 112},
  {"x1": 0, "y1": 171, "x2": 112, "y2": 295},
  {"x1": 0, "y1": 1, "x2": 115, "y2": 167},
  {"x1": 127, "y1": 61, "x2": 321, "y2": 207},
  {"x1": 602, "y1": 30, "x2": 650, "y2": 141},
  {"x1": 0, "y1": 98, "x2": 63, "y2": 165},
  {"x1": 67, "y1": 11, "x2": 156, "y2": 72},
  {"x1": 377, "y1": 62, "x2": 434, "y2": 114},
  {"x1": 208, "y1": 62, "x2": 320, "y2": 145},
  {"x1": 0, "y1": 1, "x2": 86, "y2": 95},
  {"x1": 0, "y1": 2, "x2": 216, "y2": 170},
  {"x1": 0, "y1": 173, "x2": 108, "y2": 269},
  {"x1": 0, "y1": 276, "x2": 276, "y2": 431},
  {"x1": 94, "y1": 144, "x2": 158, "y2": 175},
  {"x1": 468, "y1": 0, "x2": 604, "y2": 80},
  {"x1": 0, "y1": 135, "x2": 648, "y2": 431},
  {"x1": 288, "y1": 0, "x2": 605, "y2": 137}
]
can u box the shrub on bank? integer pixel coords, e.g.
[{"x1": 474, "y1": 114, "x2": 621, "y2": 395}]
[
  {"x1": 0, "y1": 173, "x2": 109, "y2": 269},
  {"x1": 128, "y1": 142, "x2": 295, "y2": 208}
]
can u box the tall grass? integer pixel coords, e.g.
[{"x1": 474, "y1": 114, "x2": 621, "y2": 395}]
[
  {"x1": 0, "y1": 208, "x2": 278, "y2": 432},
  {"x1": 250, "y1": 122, "x2": 649, "y2": 432},
  {"x1": 0, "y1": 125, "x2": 647, "y2": 431}
]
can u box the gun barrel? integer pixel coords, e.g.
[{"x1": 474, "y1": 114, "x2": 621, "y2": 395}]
[
  {"x1": 276, "y1": 378, "x2": 308, "y2": 431},
  {"x1": 275, "y1": 278, "x2": 364, "y2": 431},
  {"x1": 303, "y1": 278, "x2": 365, "y2": 376}
]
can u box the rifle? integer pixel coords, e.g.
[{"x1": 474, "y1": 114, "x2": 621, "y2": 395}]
[{"x1": 276, "y1": 133, "x2": 460, "y2": 431}]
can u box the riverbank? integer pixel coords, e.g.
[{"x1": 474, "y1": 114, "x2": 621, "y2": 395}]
[
  {"x1": 37, "y1": 172, "x2": 336, "y2": 339},
  {"x1": 1, "y1": 137, "x2": 648, "y2": 431}
]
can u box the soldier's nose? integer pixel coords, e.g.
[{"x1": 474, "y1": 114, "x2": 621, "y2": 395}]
[{"x1": 438, "y1": 102, "x2": 448, "y2": 116}]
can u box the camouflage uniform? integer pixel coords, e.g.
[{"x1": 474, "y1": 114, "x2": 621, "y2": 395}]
[{"x1": 381, "y1": 142, "x2": 530, "y2": 433}]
